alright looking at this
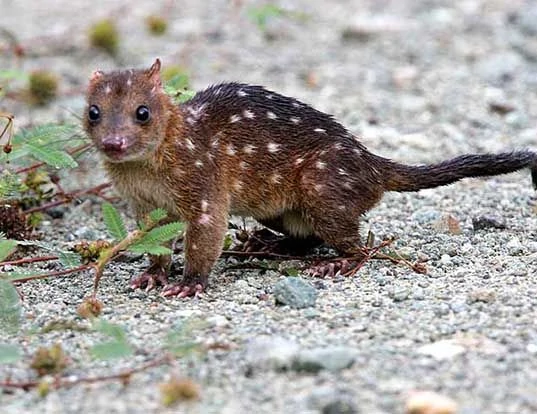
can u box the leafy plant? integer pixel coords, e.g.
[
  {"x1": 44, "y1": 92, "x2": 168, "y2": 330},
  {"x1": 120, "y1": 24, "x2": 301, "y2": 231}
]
[
  {"x1": 164, "y1": 72, "x2": 195, "y2": 104},
  {"x1": 89, "y1": 19, "x2": 119, "y2": 56}
]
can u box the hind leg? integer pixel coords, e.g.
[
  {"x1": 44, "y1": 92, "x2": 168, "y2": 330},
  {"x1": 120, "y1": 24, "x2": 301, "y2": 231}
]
[{"x1": 238, "y1": 213, "x2": 324, "y2": 255}]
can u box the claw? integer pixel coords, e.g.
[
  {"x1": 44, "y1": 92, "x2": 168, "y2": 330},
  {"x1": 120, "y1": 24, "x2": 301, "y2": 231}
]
[
  {"x1": 307, "y1": 258, "x2": 359, "y2": 278},
  {"x1": 130, "y1": 265, "x2": 169, "y2": 291},
  {"x1": 161, "y1": 280, "x2": 206, "y2": 298}
]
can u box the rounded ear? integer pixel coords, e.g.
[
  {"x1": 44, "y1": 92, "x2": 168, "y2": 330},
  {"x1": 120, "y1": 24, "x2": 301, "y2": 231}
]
[
  {"x1": 147, "y1": 58, "x2": 162, "y2": 86},
  {"x1": 90, "y1": 70, "x2": 104, "y2": 82}
]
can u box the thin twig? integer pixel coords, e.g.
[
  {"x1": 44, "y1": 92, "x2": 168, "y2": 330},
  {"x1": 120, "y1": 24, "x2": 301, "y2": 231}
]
[
  {"x1": 10, "y1": 263, "x2": 93, "y2": 284},
  {"x1": 24, "y1": 182, "x2": 111, "y2": 214},
  {"x1": 0, "y1": 255, "x2": 58, "y2": 267},
  {"x1": 0, "y1": 355, "x2": 174, "y2": 390}
]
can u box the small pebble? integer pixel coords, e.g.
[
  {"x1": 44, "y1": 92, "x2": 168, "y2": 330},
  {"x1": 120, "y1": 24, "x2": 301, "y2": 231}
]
[
  {"x1": 273, "y1": 277, "x2": 317, "y2": 309},
  {"x1": 472, "y1": 215, "x2": 506, "y2": 231},
  {"x1": 292, "y1": 346, "x2": 356, "y2": 373},
  {"x1": 405, "y1": 390, "x2": 457, "y2": 414},
  {"x1": 245, "y1": 336, "x2": 300, "y2": 372}
]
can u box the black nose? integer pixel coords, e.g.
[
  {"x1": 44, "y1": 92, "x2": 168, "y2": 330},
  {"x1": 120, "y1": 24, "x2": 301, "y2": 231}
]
[{"x1": 102, "y1": 136, "x2": 127, "y2": 153}]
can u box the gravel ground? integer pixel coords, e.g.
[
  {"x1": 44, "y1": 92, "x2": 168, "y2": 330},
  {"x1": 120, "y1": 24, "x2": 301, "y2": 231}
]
[{"x1": 2, "y1": 0, "x2": 537, "y2": 413}]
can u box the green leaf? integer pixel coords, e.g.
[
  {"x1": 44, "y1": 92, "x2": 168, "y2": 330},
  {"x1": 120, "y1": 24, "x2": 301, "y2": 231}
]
[
  {"x1": 0, "y1": 280, "x2": 21, "y2": 334},
  {"x1": 0, "y1": 69, "x2": 28, "y2": 81},
  {"x1": 0, "y1": 344, "x2": 22, "y2": 364},
  {"x1": 57, "y1": 251, "x2": 81, "y2": 268},
  {"x1": 0, "y1": 240, "x2": 17, "y2": 262},
  {"x1": 0, "y1": 269, "x2": 45, "y2": 282},
  {"x1": 127, "y1": 244, "x2": 172, "y2": 255},
  {"x1": 90, "y1": 341, "x2": 133, "y2": 360},
  {"x1": 176, "y1": 89, "x2": 196, "y2": 104},
  {"x1": 25, "y1": 142, "x2": 78, "y2": 168},
  {"x1": 102, "y1": 203, "x2": 127, "y2": 241},
  {"x1": 248, "y1": 4, "x2": 284, "y2": 30},
  {"x1": 92, "y1": 319, "x2": 127, "y2": 341},
  {"x1": 148, "y1": 208, "x2": 168, "y2": 223},
  {"x1": 137, "y1": 222, "x2": 184, "y2": 245}
]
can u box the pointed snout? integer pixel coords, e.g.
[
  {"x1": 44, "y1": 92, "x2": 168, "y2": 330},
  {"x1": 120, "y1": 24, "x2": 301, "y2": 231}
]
[{"x1": 102, "y1": 136, "x2": 127, "y2": 153}]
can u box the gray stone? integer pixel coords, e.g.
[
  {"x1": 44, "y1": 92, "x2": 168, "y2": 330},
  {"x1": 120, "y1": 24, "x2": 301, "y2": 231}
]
[
  {"x1": 472, "y1": 215, "x2": 506, "y2": 231},
  {"x1": 245, "y1": 336, "x2": 300, "y2": 372},
  {"x1": 273, "y1": 277, "x2": 317, "y2": 308},
  {"x1": 292, "y1": 346, "x2": 356, "y2": 373}
]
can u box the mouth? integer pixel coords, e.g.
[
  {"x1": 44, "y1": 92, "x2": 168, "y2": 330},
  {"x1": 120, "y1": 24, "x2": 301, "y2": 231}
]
[{"x1": 101, "y1": 136, "x2": 130, "y2": 161}]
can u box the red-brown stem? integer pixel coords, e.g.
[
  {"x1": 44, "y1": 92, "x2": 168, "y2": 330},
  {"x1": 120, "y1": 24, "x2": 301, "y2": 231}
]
[
  {"x1": 24, "y1": 183, "x2": 111, "y2": 214},
  {"x1": 10, "y1": 263, "x2": 93, "y2": 284},
  {"x1": 0, "y1": 255, "x2": 58, "y2": 267},
  {"x1": 0, "y1": 355, "x2": 174, "y2": 390}
]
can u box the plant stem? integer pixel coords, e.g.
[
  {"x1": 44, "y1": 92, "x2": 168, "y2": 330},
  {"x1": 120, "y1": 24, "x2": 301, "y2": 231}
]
[
  {"x1": 0, "y1": 255, "x2": 58, "y2": 266},
  {"x1": 24, "y1": 183, "x2": 111, "y2": 214},
  {"x1": 10, "y1": 263, "x2": 93, "y2": 283},
  {"x1": 0, "y1": 354, "x2": 173, "y2": 390}
]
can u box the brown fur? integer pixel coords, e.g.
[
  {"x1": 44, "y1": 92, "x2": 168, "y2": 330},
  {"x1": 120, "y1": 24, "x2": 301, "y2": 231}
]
[{"x1": 84, "y1": 59, "x2": 537, "y2": 296}]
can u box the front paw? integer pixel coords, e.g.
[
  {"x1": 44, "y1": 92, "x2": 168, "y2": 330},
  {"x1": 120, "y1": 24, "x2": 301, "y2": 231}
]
[
  {"x1": 161, "y1": 274, "x2": 208, "y2": 298},
  {"x1": 130, "y1": 265, "x2": 170, "y2": 292}
]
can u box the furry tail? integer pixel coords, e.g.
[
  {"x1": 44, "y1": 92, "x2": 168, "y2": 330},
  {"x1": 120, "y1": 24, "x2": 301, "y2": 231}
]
[{"x1": 381, "y1": 151, "x2": 537, "y2": 192}]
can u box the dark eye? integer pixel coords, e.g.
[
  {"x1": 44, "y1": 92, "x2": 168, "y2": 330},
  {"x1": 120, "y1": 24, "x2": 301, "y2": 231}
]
[
  {"x1": 88, "y1": 105, "x2": 100, "y2": 122},
  {"x1": 135, "y1": 105, "x2": 151, "y2": 123}
]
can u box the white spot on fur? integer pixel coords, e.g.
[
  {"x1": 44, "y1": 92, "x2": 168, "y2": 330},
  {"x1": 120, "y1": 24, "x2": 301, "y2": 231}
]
[
  {"x1": 192, "y1": 243, "x2": 198, "y2": 250},
  {"x1": 333, "y1": 143, "x2": 343, "y2": 150},
  {"x1": 290, "y1": 116, "x2": 301, "y2": 124},
  {"x1": 195, "y1": 159, "x2": 204, "y2": 168},
  {"x1": 230, "y1": 114, "x2": 241, "y2": 123},
  {"x1": 201, "y1": 200, "x2": 209, "y2": 212},
  {"x1": 226, "y1": 144, "x2": 236, "y2": 156},
  {"x1": 338, "y1": 168, "x2": 348, "y2": 176},
  {"x1": 240, "y1": 161, "x2": 248, "y2": 170},
  {"x1": 233, "y1": 180, "x2": 243, "y2": 191},
  {"x1": 314, "y1": 128, "x2": 326, "y2": 133},
  {"x1": 294, "y1": 157, "x2": 304, "y2": 165},
  {"x1": 319, "y1": 150, "x2": 327, "y2": 156},
  {"x1": 186, "y1": 117, "x2": 196, "y2": 125},
  {"x1": 270, "y1": 173, "x2": 282, "y2": 184},
  {"x1": 211, "y1": 137, "x2": 220, "y2": 148},
  {"x1": 243, "y1": 144, "x2": 256, "y2": 154},
  {"x1": 187, "y1": 105, "x2": 206, "y2": 119},
  {"x1": 105, "y1": 84, "x2": 111, "y2": 94},
  {"x1": 293, "y1": 102, "x2": 301, "y2": 108},
  {"x1": 338, "y1": 205, "x2": 346, "y2": 211},
  {"x1": 266, "y1": 94, "x2": 274, "y2": 99},
  {"x1": 237, "y1": 89, "x2": 247, "y2": 97},
  {"x1": 314, "y1": 184, "x2": 324, "y2": 192},
  {"x1": 126, "y1": 78, "x2": 132, "y2": 87},
  {"x1": 151, "y1": 86, "x2": 157, "y2": 94},
  {"x1": 316, "y1": 160, "x2": 326, "y2": 170},
  {"x1": 185, "y1": 138, "x2": 195, "y2": 151},
  {"x1": 243, "y1": 109, "x2": 255, "y2": 119},
  {"x1": 353, "y1": 148, "x2": 362, "y2": 156},
  {"x1": 214, "y1": 87, "x2": 222, "y2": 96},
  {"x1": 206, "y1": 151, "x2": 214, "y2": 160},
  {"x1": 266, "y1": 111, "x2": 277, "y2": 120},
  {"x1": 343, "y1": 181, "x2": 352, "y2": 189},
  {"x1": 267, "y1": 142, "x2": 280, "y2": 153}
]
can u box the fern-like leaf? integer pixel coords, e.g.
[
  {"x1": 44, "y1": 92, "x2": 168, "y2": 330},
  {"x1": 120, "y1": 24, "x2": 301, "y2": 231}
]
[
  {"x1": 58, "y1": 251, "x2": 82, "y2": 268},
  {"x1": 0, "y1": 239, "x2": 17, "y2": 262},
  {"x1": 102, "y1": 203, "x2": 127, "y2": 241},
  {"x1": 148, "y1": 208, "x2": 168, "y2": 223},
  {"x1": 25, "y1": 142, "x2": 78, "y2": 168},
  {"x1": 137, "y1": 222, "x2": 184, "y2": 245},
  {"x1": 127, "y1": 244, "x2": 172, "y2": 256},
  {"x1": 0, "y1": 280, "x2": 21, "y2": 334}
]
